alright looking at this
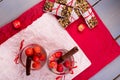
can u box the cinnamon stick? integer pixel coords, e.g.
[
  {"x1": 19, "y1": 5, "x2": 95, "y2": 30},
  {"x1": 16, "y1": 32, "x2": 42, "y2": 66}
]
[
  {"x1": 57, "y1": 46, "x2": 78, "y2": 64},
  {"x1": 26, "y1": 56, "x2": 32, "y2": 76}
]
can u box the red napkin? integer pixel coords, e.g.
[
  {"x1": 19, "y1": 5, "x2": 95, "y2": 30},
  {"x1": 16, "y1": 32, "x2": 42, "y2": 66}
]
[
  {"x1": 66, "y1": 8, "x2": 120, "y2": 80},
  {"x1": 0, "y1": 1, "x2": 120, "y2": 80}
]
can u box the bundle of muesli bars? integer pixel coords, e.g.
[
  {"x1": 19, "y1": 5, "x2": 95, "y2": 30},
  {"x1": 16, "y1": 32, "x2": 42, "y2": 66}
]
[{"x1": 43, "y1": 0, "x2": 98, "y2": 28}]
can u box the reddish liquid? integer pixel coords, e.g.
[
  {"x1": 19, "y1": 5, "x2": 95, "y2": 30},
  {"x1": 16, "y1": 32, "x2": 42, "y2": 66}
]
[
  {"x1": 19, "y1": 44, "x2": 47, "y2": 70},
  {"x1": 48, "y1": 49, "x2": 74, "y2": 75}
]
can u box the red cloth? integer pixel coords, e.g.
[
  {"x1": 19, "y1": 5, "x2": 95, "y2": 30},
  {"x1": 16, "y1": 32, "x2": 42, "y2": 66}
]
[
  {"x1": 0, "y1": 1, "x2": 120, "y2": 80},
  {"x1": 66, "y1": 9, "x2": 120, "y2": 80},
  {"x1": 0, "y1": 1, "x2": 45, "y2": 44}
]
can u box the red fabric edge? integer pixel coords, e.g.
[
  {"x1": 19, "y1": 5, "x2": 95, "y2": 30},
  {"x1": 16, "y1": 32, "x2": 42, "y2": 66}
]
[{"x1": 0, "y1": 1, "x2": 45, "y2": 44}]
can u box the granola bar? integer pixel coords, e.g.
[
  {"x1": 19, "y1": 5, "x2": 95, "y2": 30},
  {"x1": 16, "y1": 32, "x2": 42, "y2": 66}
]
[
  {"x1": 58, "y1": 8, "x2": 80, "y2": 28},
  {"x1": 87, "y1": 17, "x2": 98, "y2": 28},
  {"x1": 43, "y1": 1, "x2": 54, "y2": 12},
  {"x1": 75, "y1": 0, "x2": 90, "y2": 13},
  {"x1": 82, "y1": 8, "x2": 98, "y2": 28},
  {"x1": 58, "y1": 17, "x2": 70, "y2": 28},
  {"x1": 56, "y1": 0, "x2": 76, "y2": 7},
  {"x1": 44, "y1": 0, "x2": 98, "y2": 28},
  {"x1": 44, "y1": 1, "x2": 73, "y2": 17},
  {"x1": 75, "y1": 0, "x2": 98, "y2": 28}
]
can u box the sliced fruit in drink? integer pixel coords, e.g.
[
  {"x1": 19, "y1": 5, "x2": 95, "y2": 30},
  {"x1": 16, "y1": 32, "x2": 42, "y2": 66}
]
[
  {"x1": 32, "y1": 61, "x2": 41, "y2": 69},
  {"x1": 25, "y1": 47, "x2": 33, "y2": 56}
]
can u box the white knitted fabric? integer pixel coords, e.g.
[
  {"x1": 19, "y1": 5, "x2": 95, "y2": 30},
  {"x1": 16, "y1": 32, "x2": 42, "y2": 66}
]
[{"x1": 0, "y1": 13, "x2": 91, "y2": 80}]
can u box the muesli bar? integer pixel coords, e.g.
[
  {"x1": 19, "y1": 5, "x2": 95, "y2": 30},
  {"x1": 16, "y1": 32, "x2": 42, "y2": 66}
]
[
  {"x1": 58, "y1": 17, "x2": 70, "y2": 28},
  {"x1": 58, "y1": 8, "x2": 80, "y2": 28},
  {"x1": 75, "y1": 0, "x2": 90, "y2": 13},
  {"x1": 55, "y1": 0, "x2": 89, "y2": 10},
  {"x1": 44, "y1": 1, "x2": 73, "y2": 17},
  {"x1": 81, "y1": 8, "x2": 98, "y2": 28},
  {"x1": 55, "y1": 0, "x2": 76, "y2": 7},
  {"x1": 55, "y1": 0, "x2": 98, "y2": 28},
  {"x1": 75, "y1": 0, "x2": 98, "y2": 28}
]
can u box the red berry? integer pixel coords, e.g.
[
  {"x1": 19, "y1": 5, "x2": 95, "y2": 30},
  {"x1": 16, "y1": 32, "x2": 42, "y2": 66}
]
[
  {"x1": 63, "y1": 60, "x2": 72, "y2": 68},
  {"x1": 57, "y1": 64, "x2": 64, "y2": 72},
  {"x1": 25, "y1": 47, "x2": 33, "y2": 56},
  {"x1": 33, "y1": 45, "x2": 42, "y2": 55},
  {"x1": 49, "y1": 61, "x2": 57, "y2": 69},
  {"x1": 32, "y1": 61, "x2": 41, "y2": 69},
  {"x1": 32, "y1": 56, "x2": 40, "y2": 62},
  {"x1": 54, "y1": 52, "x2": 62, "y2": 58},
  {"x1": 13, "y1": 20, "x2": 21, "y2": 29},
  {"x1": 39, "y1": 54, "x2": 46, "y2": 61}
]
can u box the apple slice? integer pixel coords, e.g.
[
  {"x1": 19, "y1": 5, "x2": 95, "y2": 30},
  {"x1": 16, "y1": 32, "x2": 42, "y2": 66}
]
[
  {"x1": 54, "y1": 52, "x2": 62, "y2": 58},
  {"x1": 32, "y1": 55, "x2": 40, "y2": 62},
  {"x1": 63, "y1": 60, "x2": 72, "y2": 68},
  {"x1": 49, "y1": 55, "x2": 56, "y2": 61},
  {"x1": 39, "y1": 54, "x2": 46, "y2": 61},
  {"x1": 33, "y1": 45, "x2": 42, "y2": 55},
  {"x1": 49, "y1": 61, "x2": 57, "y2": 69},
  {"x1": 32, "y1": 61, "x2": 41, "y2": 69},
  {"x1": 25, "y1": 47, "x2": 33, "y2": 56},
  {"x1": 57, "y1": 64, "x2": 64, "y2": 72}
]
